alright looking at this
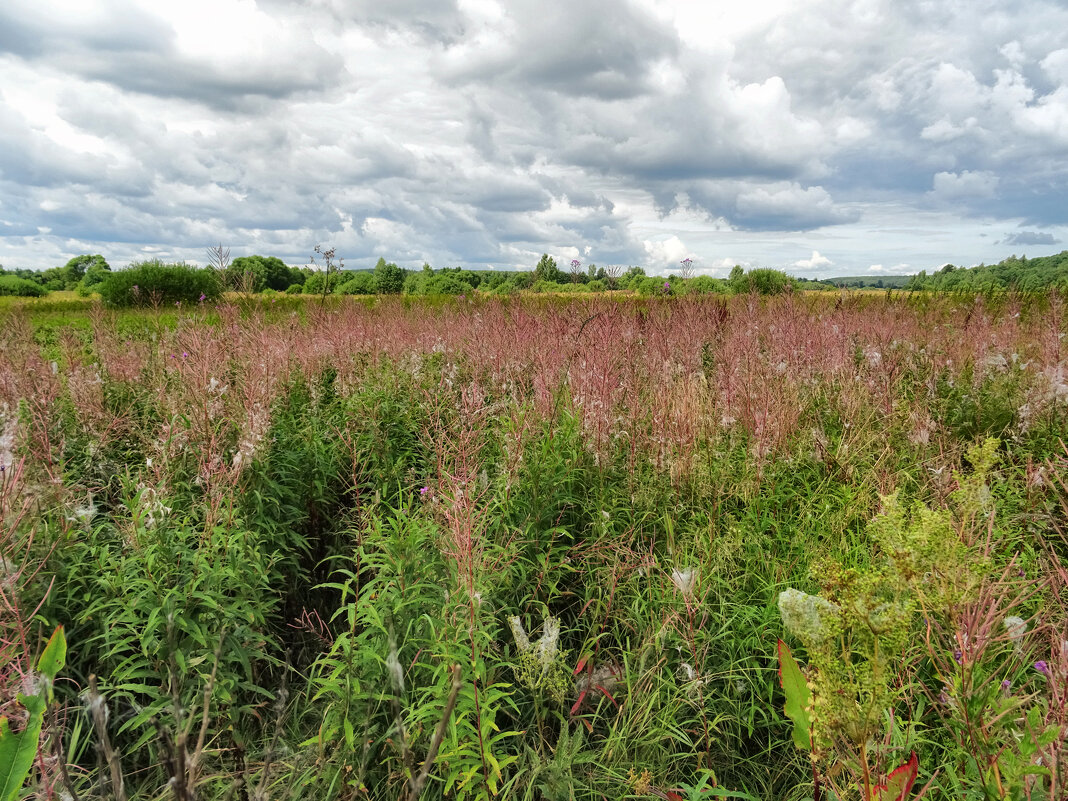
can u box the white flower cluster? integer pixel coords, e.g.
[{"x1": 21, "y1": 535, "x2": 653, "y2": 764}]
[{"x1": 778, "y1": 587, "x2": 840, "y2": 644}]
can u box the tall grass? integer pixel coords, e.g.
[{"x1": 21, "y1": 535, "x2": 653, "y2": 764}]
[{"x1": 0, "y1": 292, "x2": 1065, "y2": 799}]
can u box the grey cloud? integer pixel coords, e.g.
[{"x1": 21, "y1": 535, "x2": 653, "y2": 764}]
[
  {"x1": 1001, "y1": 230, "x2": 1060, "y2": 246},
  {"x1": 0, "y1": 1, "x2": 343, "y2": 110},
  {"x1": 682, "y1": 181, "x2": 858, "y2": 232},
  {"x1": 439, "y1": 0, "x2": 678, "y2": 100}
]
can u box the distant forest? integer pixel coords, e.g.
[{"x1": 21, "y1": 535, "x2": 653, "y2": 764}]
[
  {"x1": 2, "y1": 249, "x2": 1067, "y2": 301},
  {"x1": 902, "y1": 250, "x2": 1068, "y2": 291}
]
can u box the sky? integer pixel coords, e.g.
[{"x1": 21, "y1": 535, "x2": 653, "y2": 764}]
[{"x1": 1, "y1": 0, "x2": 1067, "y2": 278}]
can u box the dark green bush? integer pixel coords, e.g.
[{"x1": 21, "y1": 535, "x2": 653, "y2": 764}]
[
  {"x1": 0, "y1": 274, "x2": 48, "y2": 296},
  {"x1": 97, "y1": 261, "x2": 223, "y2": 307},
  {"x1": 337, "y1": 272, "x2": 378, "y2": 295}
]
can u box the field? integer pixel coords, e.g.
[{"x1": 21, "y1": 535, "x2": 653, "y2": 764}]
[{"x1": 1, "y1": 292, "x2": 1067, "y2": 801}]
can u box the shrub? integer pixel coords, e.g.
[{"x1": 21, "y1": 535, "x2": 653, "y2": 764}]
[
  {"x1": 422, "y1": 273, "x2": 473, "y2": 295},
  {"x1": 97, "y1": 261, "x2": 222, "y2": 307},
  {"x1": 284, "y1": 283, "x2": 303, "y2": 295},
  {"x1": 337, "y1": 272, "x2": 378, "y2": 295},
  {"x1": 0, "y1": 274, "x2": 47, "y2": 297}
]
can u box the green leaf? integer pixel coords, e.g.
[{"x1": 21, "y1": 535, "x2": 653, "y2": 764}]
[
  {"x1": 37, "y1": 626, "x2": 67, "y2": 681},
  {"x1": 777, "y1": 639, "x2": 813, "y2": 752},
  {"x1": 0, "y1": 715, "x2": 45, "y2": 801},
  {"x1": 0, "y1": 627, "x2": 66, "y2": 801}
]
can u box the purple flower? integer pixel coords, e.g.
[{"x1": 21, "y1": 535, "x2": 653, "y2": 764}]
[
  {"x1": 419, "y1": 486, "x2": 428, "y2": 497},
  {"x1": 953, "y1": 649, "x2": 963, "y2": 665},
  {"x1": 182, "y1": 351, "x2": 188, "y2": 358},
  {"x1": 570, "y1": 259, "x2": 581, "y2": 269},
  {"x1": 663, "y1": 281, "x2": 670, "y2": 290},
  {"x1": 681, "y1": 258, "x2": 693, "y2": 267},
  {"x1": 199, "y1": 293, "x2": 206, "y2": 302},
  {"x1": 1001, "y1": 679, "x2": 1012, "y2": 690},
  {"x1": 1035, "y1": 660, "x2": 1050, "y2": 676}
]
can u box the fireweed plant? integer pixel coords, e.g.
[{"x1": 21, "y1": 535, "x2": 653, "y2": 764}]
[{"x1": 0, "y1": 291, "x2": 1064, "y2": 800}]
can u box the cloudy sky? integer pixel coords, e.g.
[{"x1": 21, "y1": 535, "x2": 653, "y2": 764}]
[{"x1": 1, "y1": 0, "x2": 1067, "y2": 277}]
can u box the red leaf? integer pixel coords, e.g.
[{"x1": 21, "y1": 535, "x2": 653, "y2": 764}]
[
  {"x1": 594, "y1": 684, "x2": 618, "y2": 708},
  {"x1": 570, "y1": 689, "x2": 588, "y2": 716},
  {"x1": 873, "y1": 752, "x2": 919, "y2": 801},
  {"x1": 573, "y1": 653, "x2": 591, "y2": 675}
]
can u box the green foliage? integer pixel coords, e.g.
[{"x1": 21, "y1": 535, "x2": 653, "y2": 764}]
[
  {"x1": 4, "y1": 294, "x2": 1066, "y2": 801},
  {"x1": 730, "y1": 267, "x2": 795, "y2": 295},
  {"x1": 0, "y1": 626, "x2": 65, "y2": 801},
  {"x1": 374, "y1": 258, "x2": 407, "y2": 294},
  {"x1": 97, "y1": 260, "x2": 223, "y2": 307},
  {"x1": 776, "y1": 639, "x2": 813, "y2": 752},
  {"x1": 227, "y1": 255, "x2": 293, "y2": 292},
  {"x1": 337, "y1": 271, "x2": 378, "y2": 295},
  {"x1": 0, "y1": 274, "x2": 47, "y2": 297},
  {"x1": 533, "y1": 254, "x2": 564, "y2": 283},
  {"x1": 303, "y1": 269, "x2": 341, "y2": 295},
  {"x1": 905, "y1": 250, "x2": 1068, "y2": 292}
]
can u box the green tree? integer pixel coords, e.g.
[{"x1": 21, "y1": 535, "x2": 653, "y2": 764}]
[
  {"x1": 61, "y1": 254, "x2": 109, "y2": 287},
  {"x1": 227, "y1": 255, "x2": 293, "y2": 292},
  {"x1": 373, "y1": 258, "x2": 406, "y2": 294},
  {"x1": 533, "y1": 254, "x2": 564, "y2": 283}
]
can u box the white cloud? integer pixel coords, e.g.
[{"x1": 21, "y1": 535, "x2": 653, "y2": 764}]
[
  {"x1": 643, "y1": 235, "x2": 691, "y2": 267},
  {"x1": 792, "y1": 250, "x2": 832, "y2": 270}
]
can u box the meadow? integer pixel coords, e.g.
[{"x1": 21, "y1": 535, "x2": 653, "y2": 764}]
[{"x1": 1, "y1": 291, "x2": 1066, "y2": 801}]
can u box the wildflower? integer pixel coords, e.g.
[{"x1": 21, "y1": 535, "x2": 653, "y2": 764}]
[
  {"x1": 199, "y1": 293, "x2": 206, "y2": 301},
  {"x1": 419, "y1": 486, "x2": 428, "y2": 497},
  {"x1": 953, "y1": 649, "x2": 963, "y2": 665},
  {"x1": 670, "y1": 567, "x2": 697, "y2": 597},
  {"x1": 1034, "y1": 660, "x2": 1049, "y2": 676},
  {"x1": 182, "y1": 351, "x2": 188, "y2": 358},
  {"x1": 663, "y1": 281, "x2": 670, "y2": 292},
  {"x1": 1001, "y1": 679, "x2": 1012, "y2": 691}
]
